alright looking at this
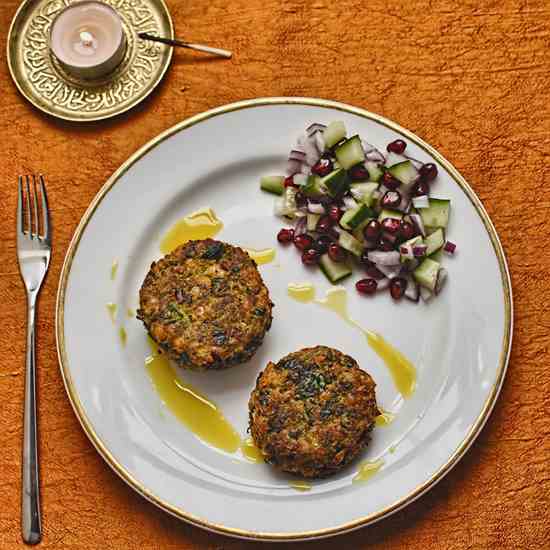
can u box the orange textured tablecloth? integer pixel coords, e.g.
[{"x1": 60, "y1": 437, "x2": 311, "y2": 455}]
[{"x1": 1, "y1": 0, "x2": 549, "y2": 548}]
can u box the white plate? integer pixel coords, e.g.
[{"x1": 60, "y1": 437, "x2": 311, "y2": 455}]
[{"x1": 56, "y1": 98, "x2": 512, "y2": 541}]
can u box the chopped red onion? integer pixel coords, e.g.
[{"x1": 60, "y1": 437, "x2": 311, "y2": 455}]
[
  {"x1": 342, "y1": 196, "x2": 358, "y2": 210},
  {"x1": 303, "y1": 137, "x2": 320, "y2": 166},
  {"x1": 361, "y1": 140, "x2": 375, "y2": 153},
  {"x1": 406, "y1": 213, "x2": 426, "y2": 237},
  {"x1": 289, "y1": 150, "x2": 306, "y2": 162},
  {"x1": 420, "y1": 286, "x2": 433, "y2": 302},
  {"x1": 404, "y1": 277, "x2": 419, "y2": 302},
  {"x1": 376, "y1": 264, "x2": 402, "y2": 279},
  {"x1": 306, "y1": 123, "x2": 327, "y2": 137},
  {"x1": 368, "y1": 250, "x2": 400, "y2": 266},
  {"x1": 307, "y1": 201, "x2": 325, "y2": 214},
  {"x1": 314, "y1": 132, "x2": 325, "y2": 152},
  {"x1": 396, "y1": 192, "x2": 411, "y2": 212},
  {"x1": 294, "y1": 216, "x2": 307, "y2": 236},
  {"x1": 412, "y1": 195, "x2": 429, "y2": 209},
  {"x1": 413, "y1": 245, "x2": 427, "y2": 257},
  {"x1": 444, "y1": 241, "x2": 456, "y2": 254},
  {"x1": 300, "y1": 163, "x2": 310, "y2": 175},
  {"x1": 286, "y1": 159, "x2": 302, "y2": 175},
  {"x1": 400, "y1": 244, "x2": 414, "y2": 260}
]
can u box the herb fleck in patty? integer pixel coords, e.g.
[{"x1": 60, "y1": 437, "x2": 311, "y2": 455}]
[
  {"x1": 137, "y1": 239, "x2": 273, "y2": 370},
  {"x1": 249, "y1": 346, "x2": 378, "y2": 478}
]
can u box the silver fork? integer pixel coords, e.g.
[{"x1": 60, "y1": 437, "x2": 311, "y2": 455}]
[{"x1": 17, "y1": 175, "x2": 51, "y2": 545}]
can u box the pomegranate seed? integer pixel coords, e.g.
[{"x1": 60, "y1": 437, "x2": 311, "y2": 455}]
[
  {"x1": 277, "y1": 228, "x2": 294, "y2": 244},
  {"x1": 356, "y1": 278, "x2": 378, "y2": 295},
  {"x1": 302, "y1": 248, "x2": 320, "y2": 265},
  {"x1": 381, "y1": 231, "x2": 398, "y2": 247},
  {"x1": 284, "y1": 176, "x2": 297, "y2": 188},
  {"x1": 382, "y1": 190, "x2": 402, "y2": 209},
  {"x1": 363, "y1": 239, "x2": 378, "y2": 250},
  {"x1": 363, "y1": 220, "x2": 381, "y2": 241},
  {"x1": 390, "y1": 277, "x2": 407, "y2": 300},
  {"x1": 315, "y1": 235, "x2": 331, "y2": 253},
  {"x1": 294, "y1": 234, "x2": 314, "y2": 251},
  {"x1": 399, "y1": 221, "x2": 416, "y2": 241},
  {"x1": 316, "y1": 215, "x2": 334, "y2": 233},
  {"x1": 378, "y1": 236, "x2": 395, "y2": 251},
  {"x1": 382, "y1": 171, "x2": 401, "y2": 191},
  {"x1": 413, "y1": 180, "x2": 430, "y2": 197},
  {"x1": 419, "y1": 163, "x2": 438, "y2": 182},
  {"x1": 329, "y1": 205, "x2": 343, "y2": 222},
  {"x1": 311, "y1": 158, "x2": 333, "y2": 177},
  {"x1": 349, "y1": 165, "x2": 370, "y2": 181},
  {"x1": 387, "y1": 139, "x2": 406, "y2": 154},
  {"x1": 366, "y1": 265, "x2": 385, "y2": 279},
  {"x1": 328, "y1": 243, "x2": 345, "y2": 262},
  {"x1": 381, "y1": 217, "x2": 401, "y2": 234}
]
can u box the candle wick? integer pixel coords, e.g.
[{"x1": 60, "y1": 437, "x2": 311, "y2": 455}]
[{"x1": 79, "y1": 30, "x2": 95, "y2": 48}]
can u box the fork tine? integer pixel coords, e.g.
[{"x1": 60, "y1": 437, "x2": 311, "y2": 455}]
[
  {"x1": 32, "y1": 175, "x2": 40, "y2": 238},
  {"x1": 25, "y1": 175, "x2": 32, "y2": 238},
  {"x1": 17, "y1": 176, "x2": 24, "y2": 234},
  {"x1": 39, "y1": 175, "x2": 50, "y2": 242}
]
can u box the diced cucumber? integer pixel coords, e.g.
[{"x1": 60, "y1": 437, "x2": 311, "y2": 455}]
[
  {"x1": 260, "y1": 176, "x2": 284, "y2": 195},
  {"x1": 323, "y1": 121, "x2": 347, "y2": 148},
  {"x1": 419, "y1": 198, "x2": 451, "y2": 229},
  {"x1": 387, "y1": 160, "x2": 418, "y2": 187},
  {"x1": 335, "y1": 135, "x2": 365, "y2": 169},
  {"x1": 430, "y1": 248, "x2": 443, "y2": 262},
  {"x1": 320, "y1": 168, "x2": 350, "y2": 197},
  {"x1": 352, "y1": 217, "x2": 371, "y2": 243},
  {"x1": 350, "y1": 182, "x2": 379, "y2": 207},
  {"x1": 319, "y1": 253, "x2": 352, "y2": 284},
  {"x1": 340, "y1": 203, "x2": 376, "y2": 230},
  {"x1": 413, "y1": 258, "x2": 441, "y2": 291},
  {"x1": 425, "y1": 228, "x2": 445, "y2": 256},
  {"x1": 378, "y1": 209, "x2": 403, "y2": 222},
  {"x1": 338, "y1": 230, "x2": 363, "y2": 257},
  {"x1": 399, "y1": 235, "x2": 423, "y2": 262},
  {"x1": 365, "y1": 161, "x2": 383, "y2": 182},
  {"x1": 302, "y1": 175, "x2": 327, "y2": 198},
  {"x1": 306, "y1": 213, "x2": 321, "y2": 231}
]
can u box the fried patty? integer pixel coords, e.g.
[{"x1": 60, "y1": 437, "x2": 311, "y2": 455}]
[
  {"x1": 248, "y1": 346, "x2": 378, "y2": 478},
  {"x1": 137, "y1": 239, "x2": 273, "y2": 370}
]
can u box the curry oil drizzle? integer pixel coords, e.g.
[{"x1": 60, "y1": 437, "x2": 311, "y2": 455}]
[
  {"x1": 240, "y1": 437, "x2": 264, "y2": 463},
  {"x1": 145, "y1": 339, "x2": 241, "y2": 453},
  {"x1": 160, "y1": 208, "x2": 223, "y2": 253},
  {"x1": 245, "y1": 248, "x2": 276, "y2": 266},
  {"x1": 289, "y1": 480, "x2": 312, "y2": 491},
  {"x1": 353, "y1": 458, "x2": 384, "y2": 483}
]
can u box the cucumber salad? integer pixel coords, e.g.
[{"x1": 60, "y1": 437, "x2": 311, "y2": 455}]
[{"x1": 260, "y1": 121, "x2": 456, "y2": 302}]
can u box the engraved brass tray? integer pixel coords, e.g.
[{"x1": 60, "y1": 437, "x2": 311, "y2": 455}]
[{"x1": 7, "y1": 0, "x2": 174, "y2": 122}]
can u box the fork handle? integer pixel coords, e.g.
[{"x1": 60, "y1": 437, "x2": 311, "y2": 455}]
[{"x1": 22, "y1": 294, "x2": 41, "y2": 545}]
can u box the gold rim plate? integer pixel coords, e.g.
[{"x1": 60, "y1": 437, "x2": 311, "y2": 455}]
[{"x1": 56, "y1": 97, "x2": 513, "y2": 540}]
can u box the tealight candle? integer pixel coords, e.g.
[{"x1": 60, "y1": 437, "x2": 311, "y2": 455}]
[{"x1": 50, "y1": 1, "x2": 126, "y2": 80}]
